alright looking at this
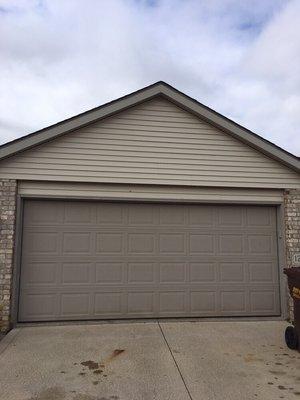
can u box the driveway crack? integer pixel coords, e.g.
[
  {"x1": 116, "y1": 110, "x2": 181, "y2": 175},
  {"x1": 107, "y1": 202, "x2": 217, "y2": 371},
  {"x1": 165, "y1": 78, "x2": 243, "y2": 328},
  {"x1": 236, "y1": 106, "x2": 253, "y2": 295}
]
[{"x1": 158, "y1": 322, "x2": 194, "y2": 400}]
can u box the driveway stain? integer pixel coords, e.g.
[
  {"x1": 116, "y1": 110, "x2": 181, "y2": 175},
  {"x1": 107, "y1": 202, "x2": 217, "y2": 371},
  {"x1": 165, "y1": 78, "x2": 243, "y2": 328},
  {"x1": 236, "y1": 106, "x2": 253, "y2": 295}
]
[
  {"x1": 81, "y1": 360, "x2": 99, "y2": 370},
  {"x1": 28, "y1": 387, "x2": 66, "y2": 400},
  {"x1": 80, "y1": 349, "x2": 125, "y2": 374},
  {"x1": 73, "y1": 395, "x2": 118, "y2": 400},
  {"x1": 93, "y1": 369, "x2": 103, "y2": 375},
  {"x1": 269, "y1": 370, "x2": 286, "y2": 376},
  {"x1": 278, "y1": 385, "x2": 287, "y2": 390},
  {"x1": 29, "y1": 391, "x2": 120, "y2": 400},
  {"x1": 244, "y1": 354, "x2": 263, "y2": 363},
  {"x1": 77, "y1": 349, "x2": 125, "y2": 385}
]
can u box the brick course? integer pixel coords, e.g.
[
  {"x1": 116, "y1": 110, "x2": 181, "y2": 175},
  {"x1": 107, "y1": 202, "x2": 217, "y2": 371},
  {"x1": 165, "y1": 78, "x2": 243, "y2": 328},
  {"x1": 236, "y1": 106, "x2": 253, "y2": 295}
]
[
  {"x1": 284, "y1": 189, "x2": 300, "y2": 321},
  {"x1": 0, "y1": 179, "x2": 17, "y2": 332}
]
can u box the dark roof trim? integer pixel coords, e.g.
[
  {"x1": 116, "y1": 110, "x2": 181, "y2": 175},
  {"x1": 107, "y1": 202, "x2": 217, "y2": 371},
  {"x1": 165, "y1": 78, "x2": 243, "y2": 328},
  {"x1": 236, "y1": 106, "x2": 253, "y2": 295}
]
[{"x1": 0, "y1": 81, "x2": 299, "y2": 172}]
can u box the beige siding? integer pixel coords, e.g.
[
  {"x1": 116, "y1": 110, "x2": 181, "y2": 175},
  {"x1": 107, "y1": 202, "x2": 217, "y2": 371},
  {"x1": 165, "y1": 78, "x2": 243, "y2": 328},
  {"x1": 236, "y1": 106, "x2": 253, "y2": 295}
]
[
  {"x1": 1, "y1": 97, "x2": 299, "y2": 188},
  {"x1": 18, "y1": 181, "x2": 284, "y2": 203}
]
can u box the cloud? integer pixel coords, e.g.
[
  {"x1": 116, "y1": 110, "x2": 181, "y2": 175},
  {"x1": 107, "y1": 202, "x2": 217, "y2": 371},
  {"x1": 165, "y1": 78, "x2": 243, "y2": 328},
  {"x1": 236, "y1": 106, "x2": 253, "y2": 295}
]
[{"x1": 0, "y1": 0, "x2": 299, "y2": 155}]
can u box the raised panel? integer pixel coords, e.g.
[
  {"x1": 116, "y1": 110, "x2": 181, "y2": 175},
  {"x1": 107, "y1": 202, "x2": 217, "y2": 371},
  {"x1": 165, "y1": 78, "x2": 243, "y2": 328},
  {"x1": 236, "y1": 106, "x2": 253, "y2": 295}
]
[
  {"x1": 219, "y1": 235, "x2": 243, "y2": 254},
  {"x1": 250, "y1": 291, "x2": 276, "y2": 312},
  {"x1": 22, "y1": 262, "x2": 57, "y2": 285},
  {"x1": 24, "y1": 233, "x2": 58, "y2": 255},
  {"x1": 94, "y1": 292, "x2": 122, "y2": 315},
  {"x1": 221, "y1": 291, "x2": 245, "y2": 312},
  {"x1": 191, "y1": 292, "x2": 216, "y2": 312},
  {"x1": 160, "y1": 263, "x2": 185, "y2": 283},
  {"x1": 128, "y1": 205, "x2": 154, "y2": 225},
  {"x1": 159, "y1": 234, "x2": 185, "y2": 253},
  {"x1": 63, "y1": 233, "x2": 91, "y2": 253},
  {"x1": 190, "y1": 263, "x2": 215, "y2": 282},
  {"x1": 218, "y1": 207, "x2": 243, "y2": 226},
  {"x1": 159, "y1": 205, "x2": 185, "y2": 224},
  {"x1": 96, "y1": 233, "x2": 123, "y2": 253},
  {"x1": 189, "y1": 234, "x2": 214, "y2": 254},
  {"x1": 24, "y1": 201, "x2": 62, "y2": 224},
  {"x1": 21, "y1": 293, "x2": 56, "y2": 318},
  {"x1": 95, "y1": 262, "x2": 123, "y2": 283},
  {"x1": 97, "y1": 203, "x2": 123, "y2": 224},
  {"x1": 128, "y1": 234, "x2": 154, "y2": 253},
  {"x1": 220, "y1": 263, "x2": 244, "y2": 282},
  {"x1": 61, "y1": 293, "x2": 90, "y2": 316},
  {"x1": 62, "y1": 263, "x2": 90, "y2": 284},
  {"x1": 159, "y1": 292, "x2": 185, "y2": 312},
  {"x1": 127, "y1": 292, "x2": 155, "y2": 314},
  {"x1": 188, "y1": 206, "x2": 214, "y2": 226},
  {"x1": 246, "y1": 207, "x2": 271, "y2": 227},
  {"x1": 128, "y1": 263, "x2": 155, "y2": 283},
  {"x1": 249, "y1": 262, "x2": 274, "y2": 282},
  {"x1": 64, "y1": 203, "x2": 92, "y2": 223},
  {"x1": 248, "y1": 235, "x2": 272, "y2": 254}
]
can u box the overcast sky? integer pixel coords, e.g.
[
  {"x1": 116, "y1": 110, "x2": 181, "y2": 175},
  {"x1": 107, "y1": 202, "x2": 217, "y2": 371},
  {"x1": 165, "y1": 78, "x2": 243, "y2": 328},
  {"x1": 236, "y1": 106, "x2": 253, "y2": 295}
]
[{"x1": 0, "y1": 0, "x2": 299, "y2": 155}]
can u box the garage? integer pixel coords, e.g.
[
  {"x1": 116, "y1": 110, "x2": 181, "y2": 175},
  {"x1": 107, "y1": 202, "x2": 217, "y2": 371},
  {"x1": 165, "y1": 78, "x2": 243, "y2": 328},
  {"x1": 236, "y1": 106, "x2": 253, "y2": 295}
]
[
  {"x1": 18, "y1": 199, "x2": 280, "y2": 321},
  {"x1": 0, "y1": 82, "x2": 299, "y2": 330}
]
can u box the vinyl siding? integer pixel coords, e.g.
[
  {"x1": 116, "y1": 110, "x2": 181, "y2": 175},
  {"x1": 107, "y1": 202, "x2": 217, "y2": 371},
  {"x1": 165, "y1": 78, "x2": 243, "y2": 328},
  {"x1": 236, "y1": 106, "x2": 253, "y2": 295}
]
[
  {"x1": 19, "y1": 181, "x2": 284, "y2": 203},
  {"x1": 1, "y1": 97, "x2": 299, "y2": 188}
]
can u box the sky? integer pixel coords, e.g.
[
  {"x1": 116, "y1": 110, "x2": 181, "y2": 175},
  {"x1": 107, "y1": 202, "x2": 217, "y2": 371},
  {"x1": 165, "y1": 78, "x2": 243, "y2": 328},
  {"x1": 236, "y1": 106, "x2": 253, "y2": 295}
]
[{"x1": 0, "y1": 0, "x2": 299, "y2": 155}]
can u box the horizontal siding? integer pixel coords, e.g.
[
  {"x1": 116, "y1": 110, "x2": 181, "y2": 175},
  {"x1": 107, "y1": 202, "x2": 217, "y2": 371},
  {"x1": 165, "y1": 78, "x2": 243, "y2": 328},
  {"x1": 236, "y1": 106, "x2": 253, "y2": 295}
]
[
  {"x1": 18, "y1": 181, "x2": 284, "y2": 203},
  {"x1": 1, "y1": 97, "x2": 300, "y2": 188}
]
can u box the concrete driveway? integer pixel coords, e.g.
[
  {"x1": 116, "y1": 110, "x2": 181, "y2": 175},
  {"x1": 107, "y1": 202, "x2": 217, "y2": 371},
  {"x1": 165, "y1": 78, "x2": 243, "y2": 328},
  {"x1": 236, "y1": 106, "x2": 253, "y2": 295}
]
[{"x1": 0, "y1": 321, "x2": 299, "y2": 400}]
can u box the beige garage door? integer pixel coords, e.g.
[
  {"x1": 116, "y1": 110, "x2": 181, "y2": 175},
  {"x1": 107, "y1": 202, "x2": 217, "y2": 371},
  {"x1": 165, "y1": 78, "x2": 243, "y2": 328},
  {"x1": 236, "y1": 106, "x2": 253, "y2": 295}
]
[{"x1": 18, "y1": 200, "x2": 280, "y2": 322}]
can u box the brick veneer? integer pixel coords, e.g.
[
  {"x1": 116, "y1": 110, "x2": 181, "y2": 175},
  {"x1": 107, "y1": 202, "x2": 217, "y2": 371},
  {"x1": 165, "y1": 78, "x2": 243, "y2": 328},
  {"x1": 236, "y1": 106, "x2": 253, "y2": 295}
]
[
  {"x1": 284, "y1": 189, "x2": 300, "y2": 321},
  {"x1": 0, "y1": 179, "x2": 17, "y2": 332}
]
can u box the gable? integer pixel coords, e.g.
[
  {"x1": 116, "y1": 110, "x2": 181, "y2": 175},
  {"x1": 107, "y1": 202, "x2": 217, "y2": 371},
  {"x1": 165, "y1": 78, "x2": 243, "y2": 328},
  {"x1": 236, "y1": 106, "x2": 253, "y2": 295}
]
[{"x1": 0, "y1": 97, "x2": 299, "y2": 189}]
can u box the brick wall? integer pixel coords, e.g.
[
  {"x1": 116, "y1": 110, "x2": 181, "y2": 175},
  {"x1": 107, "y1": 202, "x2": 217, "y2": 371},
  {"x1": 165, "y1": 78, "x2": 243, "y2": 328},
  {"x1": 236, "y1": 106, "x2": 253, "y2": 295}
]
[
  {"x1": 0, "y1": 179, "x2": 17, "y2": 332},
  {"x1": 284, "y1": 189, "x2": 300, "y2": 321}
]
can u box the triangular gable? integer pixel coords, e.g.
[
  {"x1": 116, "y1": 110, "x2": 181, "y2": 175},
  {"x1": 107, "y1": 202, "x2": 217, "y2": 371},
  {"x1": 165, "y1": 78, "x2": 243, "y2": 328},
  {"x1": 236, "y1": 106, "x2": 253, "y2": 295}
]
[
  {"x1": 0, "y1": 81, "x2": 299, "y2": 173},
  {"x1": 0, "y1": 96, "x2": 299, "y2": 189}
]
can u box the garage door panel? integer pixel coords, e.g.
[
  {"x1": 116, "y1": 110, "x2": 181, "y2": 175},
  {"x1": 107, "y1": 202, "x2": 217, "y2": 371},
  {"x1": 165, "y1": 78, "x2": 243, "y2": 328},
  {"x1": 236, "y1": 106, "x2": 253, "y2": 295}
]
[
  {"x1": 97, "y1": 203, "x2": 125, "y2": 224},
  {"x1": 221, "y1": 290, "x2": 246, "y2": 312},
  {"x1": 20, "y1": 292, "x2": 58, "y2": 320},
  {"x1": 218, "y1": 206, "x2": 243, "y2": 226},
  {"x1": 128, "y1": 233, "x2": 155, "y2": 254},
  {"x1": 219, "y1": 234, "x2": 244, "y2": 254},
  {"x1": 63, "y1": 232, "x2": 92, "y2": 254},
  {"x1": 127, "y1": 292, "x2": 155, "y2": 314},
  {"x1": 159, "y1": 204, "x2": 185, "y2": 224},
  {"x1": 23, "y1": 232, "x2": 59, "y2": 256},
  {"x1": 95, "y1": 262, "x2": 124, "y2": 284},
  {"x1": 62, "y1": 262, "x2": 91, "y2": 284},
  {"x1": 18, "y1": 200, "x2": 281, "y2": 321},
  {"x1": 188, "y1": 205, "x2": 214, "y2": 226},
  {"x1": 22, "y1": 261, "x2": 58, "y2": 286},
  {"x1": 128, "y1": 262, "x2": 155, "y2": 284},
  {"x1": 159, "y1": 262, "x2": 186, "y2": 283},
  {"x1": 191, "y1": 291, "x2": 216, "y2": 313},
  {"x1": 96, "y1": 233, "x2": 124, "y2": 254},
  {"x1": 248, "y1": 262, "x2": 276, "y2": 283},
  {"x1": 246, "y1": 206, "x2": 275, "y2": 227},
  {"x1": 159, "y1": 233, "x2": 186, "y2": 254},
  {"x1": 23, "y1": 201, "x2": 64, "y2": 225},
  {"x1": 94, "y1": 292, "x2": 123, "y2": 316},
  {"x1": 190, "y1": 262, "x2": 216, "y2": 282}
]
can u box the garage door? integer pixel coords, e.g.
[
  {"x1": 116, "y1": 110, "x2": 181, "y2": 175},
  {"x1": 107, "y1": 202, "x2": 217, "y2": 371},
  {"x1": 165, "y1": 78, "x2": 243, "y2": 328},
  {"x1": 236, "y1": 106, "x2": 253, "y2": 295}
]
[{"x1": 18, "y1": 200, "x2": 280, "y2": 321}]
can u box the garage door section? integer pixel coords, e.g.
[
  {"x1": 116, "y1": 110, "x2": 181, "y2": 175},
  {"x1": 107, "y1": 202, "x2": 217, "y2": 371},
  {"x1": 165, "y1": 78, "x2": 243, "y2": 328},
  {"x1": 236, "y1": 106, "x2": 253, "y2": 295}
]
[{"x1": 18, "y1": 200, "x2": 280, "y2": 321}]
